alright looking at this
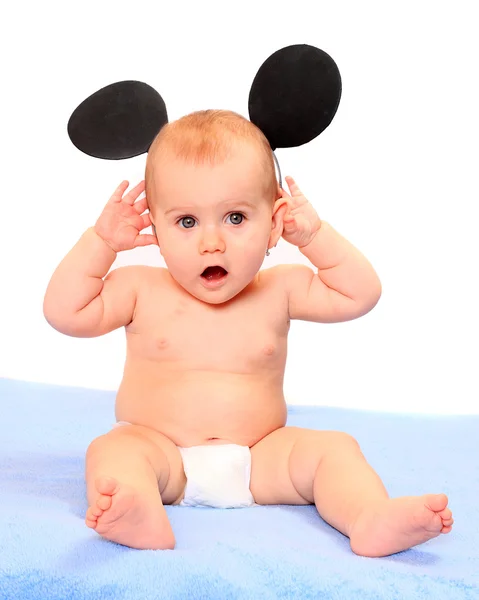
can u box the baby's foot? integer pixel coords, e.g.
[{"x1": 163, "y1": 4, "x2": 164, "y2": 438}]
[
  {"x1": 349, "y1": 493, "x2": 453, "y2": 557},
  {"x1": 85, "y1": 476, "x2": 175, "y2": 550}
]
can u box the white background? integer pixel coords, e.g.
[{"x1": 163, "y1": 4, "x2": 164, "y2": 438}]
[{"x1": 1, "y1": 1, "x2": 477, "y2": 414}]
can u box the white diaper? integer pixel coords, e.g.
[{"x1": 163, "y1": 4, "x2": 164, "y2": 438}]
[{"x1": 178, "y1": 444, "x2": 256, "y2": 509}]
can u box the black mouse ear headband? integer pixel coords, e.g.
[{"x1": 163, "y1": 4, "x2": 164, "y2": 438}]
[{"x1": 67, "y1": 44, "x2": 342, "y2": 189}]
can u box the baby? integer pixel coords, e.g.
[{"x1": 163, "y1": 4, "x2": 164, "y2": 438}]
[{"x1": 43, "y1": 109, "x2": 453, "y2": 557}]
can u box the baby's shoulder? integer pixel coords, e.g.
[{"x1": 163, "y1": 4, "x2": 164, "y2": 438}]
[
  {"x1": 259, "y1": 263, "x2": 316, "y2": 302},
  {"x1": 107, "y1": 264, "x2": 168, "y2": 290},
  {"x1": 260, "y1": 263, "x2": 312, "y2": 286}
]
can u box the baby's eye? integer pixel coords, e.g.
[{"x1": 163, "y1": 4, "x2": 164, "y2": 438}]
[
  {"x1": 177, "y1": 213, "x2": 245, "y2": 229},
  {"x1": 226, "y1": 213, "x2": 245, "y2": 225},
  {"x1": 178, "y1": 216, "x2": 196, "y2": 229}
]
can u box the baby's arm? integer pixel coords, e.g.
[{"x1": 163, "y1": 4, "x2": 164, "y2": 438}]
[
  {"x1": 43, "y1": 180, "x2": 156, "y2": 338},
  {"x1": 43, "y1": 228, "x2": 138, "y2": 337}
]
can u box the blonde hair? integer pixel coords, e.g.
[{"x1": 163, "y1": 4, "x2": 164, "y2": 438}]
[{"x1": 145, "y1": 109, "x2": 279, "y2": 205}]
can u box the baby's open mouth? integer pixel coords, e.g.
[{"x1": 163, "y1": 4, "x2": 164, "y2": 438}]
[{"x1": 201, "y1": 266, "x2": 228, "y2": 281}]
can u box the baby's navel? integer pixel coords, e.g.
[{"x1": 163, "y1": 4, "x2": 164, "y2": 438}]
[{"x1": 156, "y1": 337, "x2": 169, "y2": 349}]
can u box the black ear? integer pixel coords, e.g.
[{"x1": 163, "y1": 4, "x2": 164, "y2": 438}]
[
  {"x1": 67, "y1": 81, "x2": 168, "y2": 159},
  {"x1": 248, "y1": 44, "x2": 342, "y2": 151}
]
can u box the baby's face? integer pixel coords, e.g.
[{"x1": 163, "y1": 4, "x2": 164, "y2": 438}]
[{"x1": 149, "y1": 143, "x2": 285, "y2": 304}]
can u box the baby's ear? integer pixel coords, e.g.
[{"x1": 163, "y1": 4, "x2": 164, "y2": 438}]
[
  {"x1": 67, "y1": 81, "x2": 169, "y2": 159},
  {"x1": 269, "y1": 196, "x2": 289, "y2": 246},
  {"x1": 248, "y1": 44, "x2": 342, "y2": 151},
  {"x1": 274, "y1": 194, "x2": 289, "y2": 216}
]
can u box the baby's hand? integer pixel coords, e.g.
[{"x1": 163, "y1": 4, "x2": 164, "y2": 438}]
[
  {"x1": 94, "y1": 181, "x2": 158, "y2": 252},
  {"x1": 281, "y1": 176, "x2": 321, "y2": 248}
]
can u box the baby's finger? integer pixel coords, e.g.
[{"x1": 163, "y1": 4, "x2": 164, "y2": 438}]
[
  {"x1": 282, "y1": 215, "x2": 296, "y2": 231},
  {"x1": 109, "y1": 180, "x2": 130, "y2": 203},
  {"x1": 133, "y1": 197, "x2": 148, "y2": 214},
  {"x1": 285, "y1": 176, "x2": 303, "y2": 198},
  {"x1": 140, "y1": 213, "x2": 153, "y2": 230},
  {"x1": 133, "y1": 234, "x2": 159, "y2": 248},
  {"x1": 123, "y1": 180, "x2": 145, "y2": 205}
]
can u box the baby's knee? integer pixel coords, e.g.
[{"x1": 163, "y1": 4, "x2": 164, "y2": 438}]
[
  {"x1": 296, "y1": 431, "x2": 361, "y2": 467},
  {"x1": 85, "y1": 427, "x2": 150, "y2": 470},
  {"x1": 85, "y1": 432, "x2": 111, "y2": 460},
  {"x1": 87, "y1": 426, "x2": 162, "y2": 462},
  {"x1": 328, "y1": 431, "x2": 360, "y2": 447},
  {"x1": 298, "y1": 429, "x2": 359, "y2": 449},
  {"x1": 322, "y1": 431, "x2": 361, "y2": 457},
  {"x1": 86, "y1": 425, "x2": 184, "y2": 502}
]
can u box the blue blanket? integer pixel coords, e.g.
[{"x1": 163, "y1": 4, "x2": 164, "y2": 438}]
[{"x1": 1, "y1": 377, "x2": 477, "y2": 599}]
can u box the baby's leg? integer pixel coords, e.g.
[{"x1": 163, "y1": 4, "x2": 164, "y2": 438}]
[
  {"x1": 85, "y1": 424, "x2": 186, "y2": 550},
  {"x1": 251, "y1": 427, "x2": 453, "y2": 557}
]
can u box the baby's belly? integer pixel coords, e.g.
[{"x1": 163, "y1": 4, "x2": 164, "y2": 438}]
[{"x1": 115, "y1": 360, "x2": 287, "y2": 447}]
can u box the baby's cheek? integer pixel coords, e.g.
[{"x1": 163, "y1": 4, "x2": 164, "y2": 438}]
[
  {"x1": 239, "y1": 226, "x2": 268, "y2": 250},
  {"x1": 153, "y1": 222, "x2": 173, "y2": 245},
  {"x1": 163, "y1": 234, "x2": 193, "y2": 265}
]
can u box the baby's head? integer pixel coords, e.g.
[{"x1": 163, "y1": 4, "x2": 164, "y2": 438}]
[{"x1": 145, "y1": 109, "x2": 288, "y2": 304}]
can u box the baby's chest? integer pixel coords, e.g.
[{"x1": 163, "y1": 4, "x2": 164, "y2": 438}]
[{"x1": 131, "y1": 302, "x2": 289, "y2": 370}]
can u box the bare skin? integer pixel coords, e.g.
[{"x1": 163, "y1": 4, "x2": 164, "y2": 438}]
[
  {"x1": 44, "y1": 150, "x2": 453, "y2": 557},
  {"x1": 83, "y1": 266, "x2": 453, "y2": 555}
]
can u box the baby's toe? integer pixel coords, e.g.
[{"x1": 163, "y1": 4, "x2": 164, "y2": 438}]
[
  {"x1": 96, "y1": 476, "x2": 119, "y2": 496},
  {"x1": 441, "y1": 525, "x2": 453, "y2": 534},
  {"x1": 439, "y1": 507, "x2": 452, "y2": 520},
  {"x1": 89, "y1": 505, "x2": 103, "y2": 518},
  {"x1": 97, "y1": 494, "x2": 113, "y2": 511},
  {"x1": 425, "y1": 493, "x2": 448, "y2": 513},
  {"x1": 86, "y1": 506, "x2": 100, "y2": 522}
]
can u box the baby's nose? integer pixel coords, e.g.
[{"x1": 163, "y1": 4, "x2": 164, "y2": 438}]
[{"x1": 200, "y1": 229, "x2": 225, "y2": 253}]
